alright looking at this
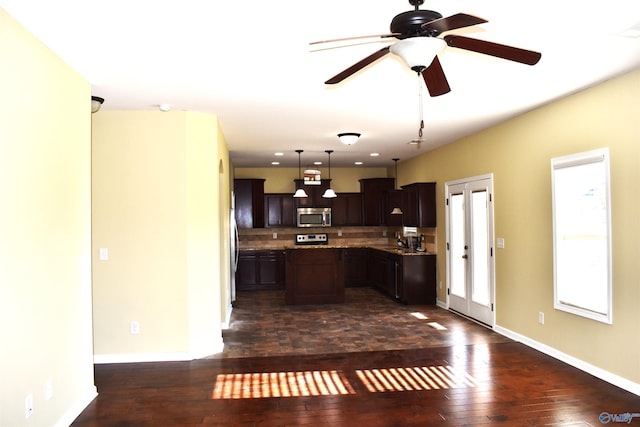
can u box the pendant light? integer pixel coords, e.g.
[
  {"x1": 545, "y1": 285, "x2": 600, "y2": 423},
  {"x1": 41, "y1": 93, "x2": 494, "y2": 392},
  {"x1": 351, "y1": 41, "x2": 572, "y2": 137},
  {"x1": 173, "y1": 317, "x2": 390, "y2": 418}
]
[
  {"x1": 391, "y1": 158, "x2": 403, "y2": 215},
  {"x1": 293, "y1": 150, "x2": 308, "y2": 198},
  {"x1": 322, "y1": 150, "x2": 337, "y2": 198}
]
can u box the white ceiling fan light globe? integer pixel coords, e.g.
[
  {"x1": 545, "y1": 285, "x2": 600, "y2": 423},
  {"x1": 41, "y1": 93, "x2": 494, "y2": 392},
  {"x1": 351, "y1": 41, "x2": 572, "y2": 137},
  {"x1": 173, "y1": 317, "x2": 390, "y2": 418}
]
[{"x1": 390, "y1": 37, "x2": 447, "y2": 70}]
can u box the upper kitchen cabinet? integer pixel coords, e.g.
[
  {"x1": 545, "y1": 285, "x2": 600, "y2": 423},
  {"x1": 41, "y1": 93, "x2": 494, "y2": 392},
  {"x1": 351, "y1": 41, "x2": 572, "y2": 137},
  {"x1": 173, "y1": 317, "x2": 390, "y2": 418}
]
[
  {"x1": 264, "y1": 193, "x2": 296, "y2": 228},
  {"x1": 401, "y1": 182, "x2": 436, "y2": 227},
  {"x1": 331, "y1": 193, "x2": 363, "y2": 226},
  {"x1": 294, "y1": 179, "x2": 332, "y2": 208},
  {"x1": 234, "y1": 179, "x2": 265, "y2": 228},
  {"x1": 360, "y1": 178, "x2": 394, "y2": 226}
]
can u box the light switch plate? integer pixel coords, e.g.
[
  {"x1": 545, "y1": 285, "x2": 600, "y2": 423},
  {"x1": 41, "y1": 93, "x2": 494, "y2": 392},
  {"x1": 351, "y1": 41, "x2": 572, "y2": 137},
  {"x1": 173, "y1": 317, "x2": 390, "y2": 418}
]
[{"x1": 496, "y1": 238, "x2": 505, "y2": 249}]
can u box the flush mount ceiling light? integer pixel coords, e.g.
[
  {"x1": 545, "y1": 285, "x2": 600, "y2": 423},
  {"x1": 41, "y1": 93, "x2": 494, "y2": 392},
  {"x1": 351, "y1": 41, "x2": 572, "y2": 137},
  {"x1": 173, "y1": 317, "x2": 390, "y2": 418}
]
[
  {"x1": 91, "y1": 96, "x2": 104, "y2": 113},
  {"x1": 159, "y1": 104, "x2": 171, "y2": 112},
  {"x1": 322, "y1": 150, "x2": 337, "y2": 198},
  {"x1": 337, "y1": 132, "x2": 360, "y2": 145},
  {"x1": 293, "y1": 150, "x2": 309, "y2": 198}
]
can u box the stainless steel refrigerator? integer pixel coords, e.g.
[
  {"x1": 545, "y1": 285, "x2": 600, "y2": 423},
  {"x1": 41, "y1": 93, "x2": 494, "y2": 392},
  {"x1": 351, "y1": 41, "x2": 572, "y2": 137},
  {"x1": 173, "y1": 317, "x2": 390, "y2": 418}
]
[{"x1": 229, "y1": 191, "x2": 239, "y2": 306}]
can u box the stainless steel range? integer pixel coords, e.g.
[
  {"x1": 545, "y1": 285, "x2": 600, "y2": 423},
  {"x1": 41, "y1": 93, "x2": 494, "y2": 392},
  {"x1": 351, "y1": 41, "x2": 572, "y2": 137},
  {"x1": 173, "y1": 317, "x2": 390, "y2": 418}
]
[{"x1": 295, "y1": 233, "x2": 328, "y2": 245}]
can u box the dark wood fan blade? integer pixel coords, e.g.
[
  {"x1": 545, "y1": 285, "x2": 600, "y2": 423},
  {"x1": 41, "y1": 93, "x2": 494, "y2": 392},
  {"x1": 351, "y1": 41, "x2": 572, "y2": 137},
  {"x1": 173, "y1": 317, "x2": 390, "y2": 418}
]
[
  {"x1": 422, "y1": 56, "x2": 451, "y2": 97},
  {"x1": 310, "y1": 33, "x2": 399, "y2": 45},
  {"x1": 325, "y1": 46, "x2": 391, "y2": 84},
  {"x1": 444, "y1": 35, "x2": 541, "y2": 65},
  {"x1": 422, "y1": 13, "x2": 487, "y2": 34}
]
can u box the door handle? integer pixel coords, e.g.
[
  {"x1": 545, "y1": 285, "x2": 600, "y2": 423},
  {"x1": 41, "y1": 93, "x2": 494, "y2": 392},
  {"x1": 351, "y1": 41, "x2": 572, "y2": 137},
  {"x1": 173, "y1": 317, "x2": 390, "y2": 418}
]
[{"x1": 461, "y1": 254, "x2": 468, "y2": 259}]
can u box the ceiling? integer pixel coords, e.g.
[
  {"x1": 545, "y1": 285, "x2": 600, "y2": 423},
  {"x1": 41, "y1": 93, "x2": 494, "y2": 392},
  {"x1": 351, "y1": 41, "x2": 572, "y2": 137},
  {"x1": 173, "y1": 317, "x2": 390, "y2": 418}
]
[{"x1": 2, "y1": 0, "x2": 639, "y2": 168}]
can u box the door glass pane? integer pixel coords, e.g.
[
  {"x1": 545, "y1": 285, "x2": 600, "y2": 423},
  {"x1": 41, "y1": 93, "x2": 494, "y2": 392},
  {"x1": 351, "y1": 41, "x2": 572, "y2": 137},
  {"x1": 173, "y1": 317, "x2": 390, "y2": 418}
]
[
  {"x1": 450, "y1": 193, "x2": 466, "y2": 298},
  {"x1": 471, "y1": 190, "x2": 490, "y2": 306}
]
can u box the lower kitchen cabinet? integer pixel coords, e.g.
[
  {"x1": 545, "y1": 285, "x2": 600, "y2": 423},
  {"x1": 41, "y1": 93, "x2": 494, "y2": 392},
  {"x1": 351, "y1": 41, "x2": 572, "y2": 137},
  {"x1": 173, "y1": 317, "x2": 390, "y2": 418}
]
[
  {"x1": 344, "y1": 248, "x2": 368, "y2": 287},
  {"x1": 236, "y1": 250, "x2": 285, "y2": 291},
  {"x1": 368, "y1": 249, "x2": 436, "y2": 305}
]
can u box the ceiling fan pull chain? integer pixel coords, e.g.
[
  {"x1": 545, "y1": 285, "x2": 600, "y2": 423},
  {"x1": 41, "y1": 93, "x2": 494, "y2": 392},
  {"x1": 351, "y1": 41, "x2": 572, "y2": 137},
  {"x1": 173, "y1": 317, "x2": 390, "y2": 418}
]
[{"x1": 418, "y1": 74, "x2": 424, "y2": 139}]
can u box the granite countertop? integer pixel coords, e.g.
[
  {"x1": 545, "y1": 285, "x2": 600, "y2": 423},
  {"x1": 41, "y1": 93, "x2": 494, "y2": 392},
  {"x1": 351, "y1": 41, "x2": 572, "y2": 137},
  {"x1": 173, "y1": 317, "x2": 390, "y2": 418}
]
[{"x1": 242, "y1": 245, "x2": 434, "y2": 256}]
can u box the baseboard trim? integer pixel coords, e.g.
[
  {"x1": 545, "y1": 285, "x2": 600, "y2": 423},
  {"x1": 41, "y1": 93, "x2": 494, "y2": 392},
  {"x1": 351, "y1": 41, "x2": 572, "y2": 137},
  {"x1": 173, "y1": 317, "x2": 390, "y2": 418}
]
[
  {"x1": 94, "y1": 340, "x2": 225, "y2": 364},
  {"x1": 221, "y1": 303, "x2": 233, "y2": 330},
  {"x1": 436, "y1": 299, "x2": 447, "y2": 309},
  {"x1": 54, "y1": 385, "x2": 98, "y2": 427},
  {"x1": 494, "y1": 324, "x2": 640, "y2": 396}
]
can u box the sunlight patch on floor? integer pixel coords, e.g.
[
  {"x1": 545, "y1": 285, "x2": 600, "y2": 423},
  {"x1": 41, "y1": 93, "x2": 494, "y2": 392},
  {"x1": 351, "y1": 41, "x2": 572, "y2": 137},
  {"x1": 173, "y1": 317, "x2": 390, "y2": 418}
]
[
  {"x1": 356, "y1": 366, "x2": 477, "y2": 392},
  {"x1": 212, "y1": 370, "x2": 355, "y2": 399},
  {"x1": 410, "y1": 312, "x2": 428, "y2": 320},
  {"x1": 212, "y1": 365, "x2": 477, "y2": 399}
]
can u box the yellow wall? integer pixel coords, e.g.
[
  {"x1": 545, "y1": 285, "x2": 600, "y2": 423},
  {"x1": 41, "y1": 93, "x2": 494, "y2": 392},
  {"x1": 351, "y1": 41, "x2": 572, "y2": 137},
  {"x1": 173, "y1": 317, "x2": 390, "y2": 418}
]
[
  {"x1": 234, "y1": 167, "x2": 388, "y2": 193},
  {"x1": 91, "y1": 111, "x2": 228, "y2": 361},
  {"x1": 0, "y1": 8, "x2": 96, "y2": 426},
  {"x1": 400, "y1": 69, "x2": 640, "y2": 386}
]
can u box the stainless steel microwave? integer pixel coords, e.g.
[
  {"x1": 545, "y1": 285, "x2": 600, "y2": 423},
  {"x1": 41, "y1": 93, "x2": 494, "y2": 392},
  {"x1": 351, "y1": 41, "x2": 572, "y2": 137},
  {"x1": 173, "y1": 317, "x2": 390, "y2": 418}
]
[{"x1": 297, "y1": 207, "x2": 331, "y2": 227}]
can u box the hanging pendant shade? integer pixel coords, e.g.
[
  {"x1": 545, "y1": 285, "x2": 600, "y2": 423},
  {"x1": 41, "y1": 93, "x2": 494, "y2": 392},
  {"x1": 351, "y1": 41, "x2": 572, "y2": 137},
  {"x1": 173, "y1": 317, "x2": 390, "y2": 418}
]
[
  {"x1": 322, "y1": 150, "x2": 337, "y2": 198},
  {"x1": 391, "y1": 158, "x2": 403, "y2": 215},
  {"x1": 293, "y1": 150, "x2": 308, "y2": 198}
]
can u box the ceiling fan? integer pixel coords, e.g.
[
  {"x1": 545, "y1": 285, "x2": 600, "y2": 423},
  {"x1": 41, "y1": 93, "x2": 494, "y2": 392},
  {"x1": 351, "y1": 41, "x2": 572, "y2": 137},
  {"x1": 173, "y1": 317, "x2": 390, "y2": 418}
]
[{"x1": 313, "y1": 0, "x2": 542, "y2": 97}]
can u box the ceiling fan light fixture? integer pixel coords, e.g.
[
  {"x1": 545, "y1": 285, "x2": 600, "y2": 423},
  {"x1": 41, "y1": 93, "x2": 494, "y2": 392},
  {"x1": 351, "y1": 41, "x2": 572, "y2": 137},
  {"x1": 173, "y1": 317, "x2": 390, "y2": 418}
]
[
  {"x1": 389, "y1": 37, "x2": 446, "y2": 71},
  {"x1": 337, "y1": 132, "x2": 360, "y2": 145}
]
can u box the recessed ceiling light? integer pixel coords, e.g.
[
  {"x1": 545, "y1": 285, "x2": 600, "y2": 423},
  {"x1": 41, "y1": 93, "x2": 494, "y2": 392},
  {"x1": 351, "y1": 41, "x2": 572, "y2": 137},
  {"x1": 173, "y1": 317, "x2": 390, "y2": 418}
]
[
  {"x1": 271, "y1": 161, "x2": 280, "y2": 165},
  {"x1": 314, "y1": 161, "x2": 322, "y2": 165},
  {"x1": 354, "y1": 161, "x2": 363, "y2": 165},
  {"x1": 370, "y1": 153, "x2": 379, "y2": 157},
  {"x1": 274, "y1": 152, "x2": 284, "y2": 156}
]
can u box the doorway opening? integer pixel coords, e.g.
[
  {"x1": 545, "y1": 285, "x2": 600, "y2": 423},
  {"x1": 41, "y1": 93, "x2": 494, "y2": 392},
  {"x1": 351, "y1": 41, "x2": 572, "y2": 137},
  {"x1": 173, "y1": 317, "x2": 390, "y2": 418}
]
[{"x1": 445, "y1": 174, "x2": 495, "y2": 327}]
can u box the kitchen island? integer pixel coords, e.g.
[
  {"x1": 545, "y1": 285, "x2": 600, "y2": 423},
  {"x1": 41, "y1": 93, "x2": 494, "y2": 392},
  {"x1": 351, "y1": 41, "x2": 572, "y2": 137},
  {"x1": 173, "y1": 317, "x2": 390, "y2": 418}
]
[{"x1": 283, "y1": 245, "x2": 436, "y2": 305}]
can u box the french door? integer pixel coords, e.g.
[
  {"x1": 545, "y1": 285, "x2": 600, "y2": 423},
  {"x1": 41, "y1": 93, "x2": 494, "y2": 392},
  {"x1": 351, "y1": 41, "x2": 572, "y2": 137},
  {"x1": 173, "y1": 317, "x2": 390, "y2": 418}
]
[{"x1": 446, "y1": 175, "x2": 495, "y2": 326}]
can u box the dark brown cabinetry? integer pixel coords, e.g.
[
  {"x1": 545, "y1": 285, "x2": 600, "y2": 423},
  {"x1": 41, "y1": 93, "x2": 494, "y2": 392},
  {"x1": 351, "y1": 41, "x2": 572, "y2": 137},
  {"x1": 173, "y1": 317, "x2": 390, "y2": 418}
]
[
  {"x1": 331, "y1": 193, "x2": 363, "y2": 226},
  {"x1": 401, "y1": 182, "x2": 436, "y2": 227},
  {"x1": 368, "y1": 249, "x2": 397, "y2": 297},
  {"x1": 344, "y1": 248, "x2": 368, "y2": 287},
  {"x1": 285, "y1": 248, "x2": 345, "y2": 304},
  {"x1": 264, "y1": 194, "x2": 296, "y2": 228},
  {"x1": 236, "y1": 250, "x2": 285, "y2": 291},
  {"x1": 360, "y1": 178, "x2": 395, "y2": 226},
  {"x1": 234, "y1": 179, "x2": 265, "y2": 228},
  {"x1": 368, "y1": 249, "x2": 436, "y2": 305},
  {"x1": 293, "y1": 179, "x2": 332, "y2": 208}
]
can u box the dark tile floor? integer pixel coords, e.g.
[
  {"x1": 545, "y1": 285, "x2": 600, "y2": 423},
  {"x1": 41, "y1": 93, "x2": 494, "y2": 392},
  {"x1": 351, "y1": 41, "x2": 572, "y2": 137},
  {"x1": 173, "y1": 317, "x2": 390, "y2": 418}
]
[{"x1": 210, "y1": 287, "x2": 512, "y2": 359}]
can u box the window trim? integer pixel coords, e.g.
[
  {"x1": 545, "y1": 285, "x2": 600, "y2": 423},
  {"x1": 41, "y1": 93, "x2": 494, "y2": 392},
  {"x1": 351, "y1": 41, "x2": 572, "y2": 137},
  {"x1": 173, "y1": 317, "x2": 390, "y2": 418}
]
[{"x1": 551, "y1": 147, "x2": 613, "y2": 324}]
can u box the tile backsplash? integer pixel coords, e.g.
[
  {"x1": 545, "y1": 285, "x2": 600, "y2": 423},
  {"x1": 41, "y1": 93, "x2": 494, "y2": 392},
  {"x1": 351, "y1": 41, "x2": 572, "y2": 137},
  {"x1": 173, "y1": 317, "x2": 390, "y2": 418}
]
[{"x1": 238, "y1": 226, "x2": 437, "y2": 253}]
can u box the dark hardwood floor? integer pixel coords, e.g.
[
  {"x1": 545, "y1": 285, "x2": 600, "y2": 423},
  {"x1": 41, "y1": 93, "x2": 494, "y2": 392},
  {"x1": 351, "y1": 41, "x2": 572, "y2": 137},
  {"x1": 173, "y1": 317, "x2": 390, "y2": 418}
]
[{"x1": 72, "y1": 288, "x2": 639, "y2": 426}]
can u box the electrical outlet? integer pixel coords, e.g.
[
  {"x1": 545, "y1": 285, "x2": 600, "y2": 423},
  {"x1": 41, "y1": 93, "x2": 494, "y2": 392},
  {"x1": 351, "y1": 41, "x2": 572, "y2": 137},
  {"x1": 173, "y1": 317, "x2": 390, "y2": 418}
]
[
  {"x1": 272, "y1": 232, "x2": 277, "y2": 239},
  {"x1": 538, "y1": 312, "x2": 544, "y2": 325},
  {"x1": 130, "y1": 321, "x2": 140, "y2": 334},
  {"x1": 337, "y1": 229, "x2": 343, "y2": 237},
  {"x1": 382, "y1": 230, "x2": 387, "y2": 237},
  {"x1": 25, "y1": 394, "x2": 33, "y2": 419},
  {"x1": 439, "y1": 281, "x2": 443, "y2": 289},
  {"x1": 99, "y1": 247, "x2": 109, "y2": 261}
]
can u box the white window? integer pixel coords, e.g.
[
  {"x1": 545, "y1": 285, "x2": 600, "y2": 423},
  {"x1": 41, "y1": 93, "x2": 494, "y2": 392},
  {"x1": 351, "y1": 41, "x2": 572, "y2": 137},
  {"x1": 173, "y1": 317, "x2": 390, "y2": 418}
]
[{"x1": 551, "y1": 148, "x2": 612, "y2": 324}]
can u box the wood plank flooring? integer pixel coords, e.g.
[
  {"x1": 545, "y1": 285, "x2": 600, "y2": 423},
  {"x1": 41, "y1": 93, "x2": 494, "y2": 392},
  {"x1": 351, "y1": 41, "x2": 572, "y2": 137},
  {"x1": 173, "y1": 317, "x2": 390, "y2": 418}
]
[{"x1": 72, "y1": 288, "x2": 640, "y2": 426}]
